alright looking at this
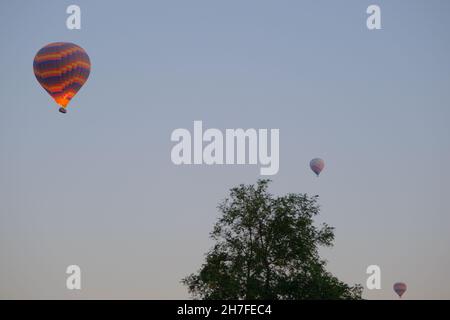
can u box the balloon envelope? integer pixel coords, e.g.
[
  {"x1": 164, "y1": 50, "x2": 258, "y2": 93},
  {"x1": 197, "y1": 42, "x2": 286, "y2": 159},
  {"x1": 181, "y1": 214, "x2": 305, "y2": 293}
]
[
  {"x1": 33, "y1": 42, "x2": 91, "y2": 113},
  {"x1": 310, "y1": 158, "x2": 325, "y2": 176},
  {"x1": 393, "y1": 282, "x2": 407, "y2": 298}
]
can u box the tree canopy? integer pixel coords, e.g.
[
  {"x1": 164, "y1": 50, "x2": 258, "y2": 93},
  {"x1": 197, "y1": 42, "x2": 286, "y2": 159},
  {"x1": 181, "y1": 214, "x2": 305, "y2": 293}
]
[{"x1": 182, "y1": 179, "x2": 362, "y2": 300}]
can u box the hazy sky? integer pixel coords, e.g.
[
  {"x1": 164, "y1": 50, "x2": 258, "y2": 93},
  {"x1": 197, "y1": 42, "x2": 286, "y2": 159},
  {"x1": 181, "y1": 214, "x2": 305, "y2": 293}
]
[{"x1": 1, "y1": 0, "x2": 449, "y2": 299}]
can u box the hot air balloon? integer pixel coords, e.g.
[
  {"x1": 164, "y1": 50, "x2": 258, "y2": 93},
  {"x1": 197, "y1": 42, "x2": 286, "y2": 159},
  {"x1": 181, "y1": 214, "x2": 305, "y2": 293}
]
[
  {"x1": 393, "y1": 282, "x2": 407, "y2": 298},
  {"x1": 310, "y1": 158, "x2": 325, "y2": 176},
  {"x1": 33, "y1": 42, "x2": 91, "y2": 113}
]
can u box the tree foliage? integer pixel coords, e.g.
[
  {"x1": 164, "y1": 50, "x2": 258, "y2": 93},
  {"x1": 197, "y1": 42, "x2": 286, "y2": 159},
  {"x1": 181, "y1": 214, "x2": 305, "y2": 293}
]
[{"x1": 182, "y1": 180, "x2": 363, "y2": 300}]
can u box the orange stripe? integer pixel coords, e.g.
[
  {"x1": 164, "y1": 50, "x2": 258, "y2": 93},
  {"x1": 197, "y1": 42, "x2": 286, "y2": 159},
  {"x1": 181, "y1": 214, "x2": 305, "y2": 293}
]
[
  {"x1": 34, "y1": 53, "x2": 61, "y2": 62},
  {"x1": 34, "y1": 47, "x2": 86, "y2": 62},
  {"x1": 34, "y1": 61, "x2": 90, "y2": 77},
  {"x1": 41, "y1": 77, "x2": 87, "y2": 93},
  {"x1": 52, "y1": 89, "x2": 77, "y2": 98}
]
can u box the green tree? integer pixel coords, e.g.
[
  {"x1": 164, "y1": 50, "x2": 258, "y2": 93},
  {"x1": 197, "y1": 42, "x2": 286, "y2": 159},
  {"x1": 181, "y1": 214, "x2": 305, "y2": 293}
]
[{"x1": 182, "y1": 179, "x2": 362, "y2": 300}]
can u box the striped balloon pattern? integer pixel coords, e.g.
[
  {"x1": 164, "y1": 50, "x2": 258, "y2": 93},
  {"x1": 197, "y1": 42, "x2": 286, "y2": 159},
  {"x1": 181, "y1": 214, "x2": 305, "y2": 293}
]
[
  {"x1": 33, "y1": 42, "x2": 90, "y2": 113},
  {"x1": 393, "y1": 282, "x2": 407, "y2": 298},
  {"x1": 310, "y1": 158, "x2": 325, "y2": 176}
]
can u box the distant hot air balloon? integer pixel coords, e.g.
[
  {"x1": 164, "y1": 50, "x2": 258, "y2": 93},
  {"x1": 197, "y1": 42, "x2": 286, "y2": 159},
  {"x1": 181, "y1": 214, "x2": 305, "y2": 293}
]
[
  {"x1": 310, "y1": 158, "x2": 325, "y2": 176},
  {"x1": 33, "y1": 42, "x2": 91, "y2": 113},
  {"x1": 393, "y1": 282, "x2": 407, "y2": 298}
]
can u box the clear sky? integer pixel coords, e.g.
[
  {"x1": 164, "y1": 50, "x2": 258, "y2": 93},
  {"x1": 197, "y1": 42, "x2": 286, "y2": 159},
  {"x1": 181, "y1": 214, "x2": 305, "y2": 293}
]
[{"x1": 1, "y1": 0, "x2": 449, "y2": 299}]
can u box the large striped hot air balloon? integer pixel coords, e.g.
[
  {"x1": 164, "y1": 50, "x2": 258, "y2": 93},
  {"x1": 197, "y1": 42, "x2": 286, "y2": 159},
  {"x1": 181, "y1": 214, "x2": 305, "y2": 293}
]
[
  {"x1": 393, "y1": 282, "x2": 407, "y2": 298},
  {"x1": 33, "y1": 42, "x2": 91, "y2": 113},
  {"x1": 310, "y1": 158, "x2": 325, "y2": 177}
]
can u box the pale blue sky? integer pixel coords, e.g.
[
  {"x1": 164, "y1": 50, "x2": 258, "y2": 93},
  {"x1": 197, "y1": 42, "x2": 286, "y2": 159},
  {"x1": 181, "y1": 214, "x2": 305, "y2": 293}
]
[{"x1": 1, "y1": 0, "x2": 449, "y2": 299}]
